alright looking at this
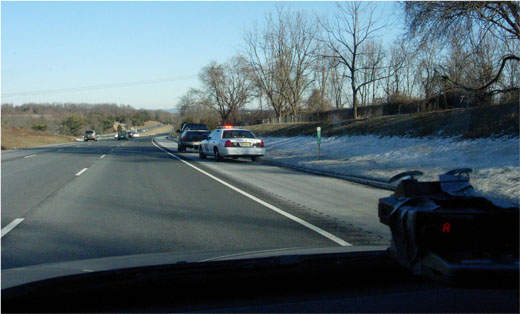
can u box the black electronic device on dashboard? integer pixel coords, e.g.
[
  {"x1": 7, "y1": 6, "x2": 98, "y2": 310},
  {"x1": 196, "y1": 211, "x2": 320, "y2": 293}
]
[{"x1": 378, "y1": 168, "x2": 519, "y2": 283}]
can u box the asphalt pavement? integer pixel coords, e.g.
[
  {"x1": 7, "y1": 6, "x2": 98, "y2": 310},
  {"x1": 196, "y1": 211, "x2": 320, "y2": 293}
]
[
  {"x1": 2, "y1": 135, "x2": 392, "y2": 270},
  {"x1": 154, "y1": 136, "x2": 392, "y2": 244},
  {"x1": 2, "y1": 136, "x2": 353, "y2": 269}
]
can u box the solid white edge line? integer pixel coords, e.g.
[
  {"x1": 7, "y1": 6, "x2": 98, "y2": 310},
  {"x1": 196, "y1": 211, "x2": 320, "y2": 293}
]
[
  {"x1": 24, "y1": 154, "x2": 37, "y2": 159},
  {"x1": 75, "y1": 168, "x2": 88, "y2": 176},
  {"x1": 152, "y1": 140, "x2": 352, "y2": 247},
  {"x1": 2, "y1": 218, "x2": 25, "y2": 238}
]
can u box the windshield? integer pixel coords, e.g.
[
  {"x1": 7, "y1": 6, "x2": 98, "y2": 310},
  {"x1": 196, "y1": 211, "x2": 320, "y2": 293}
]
[
  {"x1": 185, "y1": 131, "x2": 209, "y2": 140},
  {"x1": 184, "y1": 124, "x2": 208, "y2": 130},
  {"x1": 1, "y1": 1, "x2": 518, "y2": 298},
  {"x1": 222, "y1": 130, "x2": 255, "y2": 139}
]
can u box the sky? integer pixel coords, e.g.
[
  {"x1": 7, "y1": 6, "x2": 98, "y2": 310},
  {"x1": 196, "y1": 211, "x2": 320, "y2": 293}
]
[{"x1": 1, "y1": 1, "x2": 404, "y2": 110}]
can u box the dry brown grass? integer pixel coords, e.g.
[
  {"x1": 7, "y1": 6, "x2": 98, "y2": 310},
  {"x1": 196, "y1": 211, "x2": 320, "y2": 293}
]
[
  {"x1": 141, "y1": 121, "x2": 162, "y2": 127},
  {"x1": 1, "y1": 127, "x2": 74, "y2": 150},
  {"x1": 140, "y1": 125, "x2": 174, "y2": 136}
]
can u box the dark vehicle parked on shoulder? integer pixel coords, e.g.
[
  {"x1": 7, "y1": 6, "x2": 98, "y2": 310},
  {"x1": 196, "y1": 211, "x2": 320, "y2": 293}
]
[{"x1": 178, "y1": 130, "x2": 210, "y2": 153}]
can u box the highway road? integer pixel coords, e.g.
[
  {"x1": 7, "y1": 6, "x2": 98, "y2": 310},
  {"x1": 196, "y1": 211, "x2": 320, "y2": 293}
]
[{"x1": 2, "y1": 135, "x2": 391, "y2": 270}]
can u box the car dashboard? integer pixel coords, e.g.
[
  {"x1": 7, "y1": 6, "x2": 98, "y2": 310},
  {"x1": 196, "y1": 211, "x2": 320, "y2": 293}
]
[{"x1": 2, "y1": 247, "x2": 518, "y2": 313}]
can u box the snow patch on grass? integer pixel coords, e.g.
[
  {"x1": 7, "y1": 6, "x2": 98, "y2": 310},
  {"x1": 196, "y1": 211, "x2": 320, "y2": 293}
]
[{"x1": 261, "y1": 135, "x2": 519, "y2": 203}]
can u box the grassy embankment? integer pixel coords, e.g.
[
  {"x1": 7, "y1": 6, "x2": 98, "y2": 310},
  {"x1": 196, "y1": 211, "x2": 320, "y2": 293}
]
[
  {"x1": 1, "y1": 127, "x2": 75, "y2": 150},
  {"x1": 248, "y1": 103, "x2": 519, "y2": 139},
  {"x1": 1, "y1": 121, "x2": 173, "y2": 150}
]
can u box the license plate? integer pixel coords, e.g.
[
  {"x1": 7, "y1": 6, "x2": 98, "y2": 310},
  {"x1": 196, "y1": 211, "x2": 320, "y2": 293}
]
[{"x1": 240, "y1": 142, "x2": 252, "y2": 147}]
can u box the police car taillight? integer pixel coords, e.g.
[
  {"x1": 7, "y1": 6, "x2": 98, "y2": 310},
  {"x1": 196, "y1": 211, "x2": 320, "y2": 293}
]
[{"x1": 225, "y1": 140, "x2": 233, "y2": 147}]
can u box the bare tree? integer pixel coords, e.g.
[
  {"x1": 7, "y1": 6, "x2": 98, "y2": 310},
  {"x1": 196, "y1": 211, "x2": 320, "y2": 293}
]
[
  {"x1": 244, "y1": 7, "x2": 318, "y2": 119},
  {"x1": 383, "y1": 39, "x2": 420, "y2": 99},
  {"x1": 328, "y1": 58, "x2": 348, "y2": 109},
  {"x1": 358, "y1": 40, "x2": 385, "y2": 106},
  {"x1": 320, "y1": 2, "x2": 391, "y2": 119},
  {"x1": 308, "y1": 44, "x2": 334, "y2": 112},
  {"x1": 404, "y1": 1, "x2": 520, "y2": 96},
  {"x1": 199, "y1": 56, "x2": 254, "y2": 123},
  {"x1": 177, "y1": 88, "x2": 221, "y2": 128},
  {"x1": 416, "y1": 42, "x2": 444, "y2": 100}
]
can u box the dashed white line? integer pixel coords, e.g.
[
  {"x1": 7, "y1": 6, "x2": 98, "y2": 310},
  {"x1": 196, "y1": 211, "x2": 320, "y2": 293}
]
[
  {"x1": 152, "y1": 140, "x2": 352, "y2": 247},
  {"x1": 75, "y1": 168, "x2": 88, "y2": 176},
  {"x1": 2, "y1": 218, "x2": 24, "y2": 238},
  {"x1": 24, "y1": 154, "x2": 37, "y2": 159},
  {"x1": 100, "y1": 155, "x2": 106, "y2": 158}
]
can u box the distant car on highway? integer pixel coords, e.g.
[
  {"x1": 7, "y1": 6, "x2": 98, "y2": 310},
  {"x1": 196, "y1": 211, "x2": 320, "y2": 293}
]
[
  {"x1": 199, "y1": 125, "x2": 265, "y2": 161},
  {"x1": 131, "y1": 131, "x2": 140, "y2": 138},
  {"x1": 177, "y1": 130, "x2": 210, "y2": 153},
  {"x1": 84, "y1": 130, "x2": 97, "y2": 141},
  {"x1": 117, "y1": 131, "x2": 129, "y2": 140}
]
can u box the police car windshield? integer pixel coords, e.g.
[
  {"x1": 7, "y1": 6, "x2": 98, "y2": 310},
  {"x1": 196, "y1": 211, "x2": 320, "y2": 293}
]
[{"x1": 222, "y1": 130, "x2": 255, "y2": 139}]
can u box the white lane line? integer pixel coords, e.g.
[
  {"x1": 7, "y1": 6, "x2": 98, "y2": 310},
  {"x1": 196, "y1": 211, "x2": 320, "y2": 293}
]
[
  {"x1": 152, "y1": 140, "x2": 351, "y2": 247},
  {"x1": 100, "y1": 155, "x2": 106, "y2": 158},
  {"x1": 75, "y1": 168, "x2": 88, "y2": 176},
  {"x1": 2, "y1": 218, "x2": 25, "y2": 238},
  {"x1": 24, "y1": 154, "x2": 37, "y2": 159}
]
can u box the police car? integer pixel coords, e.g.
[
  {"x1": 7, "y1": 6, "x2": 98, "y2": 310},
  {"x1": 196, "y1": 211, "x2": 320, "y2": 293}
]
[{"x1": 199, "y1": 125, "x2": 265, "y2": 161}]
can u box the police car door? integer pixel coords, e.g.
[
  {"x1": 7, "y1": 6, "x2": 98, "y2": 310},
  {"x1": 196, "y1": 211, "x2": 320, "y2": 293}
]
[{"x1": 205, "y1": 130, "x2": 216, "y2": 154}]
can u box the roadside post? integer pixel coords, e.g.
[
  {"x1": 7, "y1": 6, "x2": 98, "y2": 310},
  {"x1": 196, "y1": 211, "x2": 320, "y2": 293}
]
[{"x1": 317, "y1": 127, "x2": 321, "y2": 160}]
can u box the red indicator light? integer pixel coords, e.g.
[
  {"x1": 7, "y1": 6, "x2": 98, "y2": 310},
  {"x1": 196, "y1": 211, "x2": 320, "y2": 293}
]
[
  {"x1": 442, "y1": 222, "x2": 451, "y2": 233},
  {"x1": 224, "y1": 125, "x2": 233, "y2": 129}
]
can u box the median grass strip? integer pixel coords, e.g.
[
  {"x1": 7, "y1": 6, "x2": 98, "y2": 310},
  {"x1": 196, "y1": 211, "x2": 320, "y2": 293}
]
[{"x1": 1, "y1": 127, "x2": 74, "y2": 150}]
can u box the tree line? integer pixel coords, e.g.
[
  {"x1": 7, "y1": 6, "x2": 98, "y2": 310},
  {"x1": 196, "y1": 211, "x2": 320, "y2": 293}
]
[
  {"x1": 1, "y1": 103, "x2": 178, "y2": 136},
  {"x1": 178, "y1": 1, "x2": 519, "y2": 126}
]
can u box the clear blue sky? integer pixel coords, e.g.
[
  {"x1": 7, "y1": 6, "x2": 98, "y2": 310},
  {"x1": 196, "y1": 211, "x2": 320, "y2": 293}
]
[{"x1": 1, "y1": 1, "x2": 403, "y2": 110}]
